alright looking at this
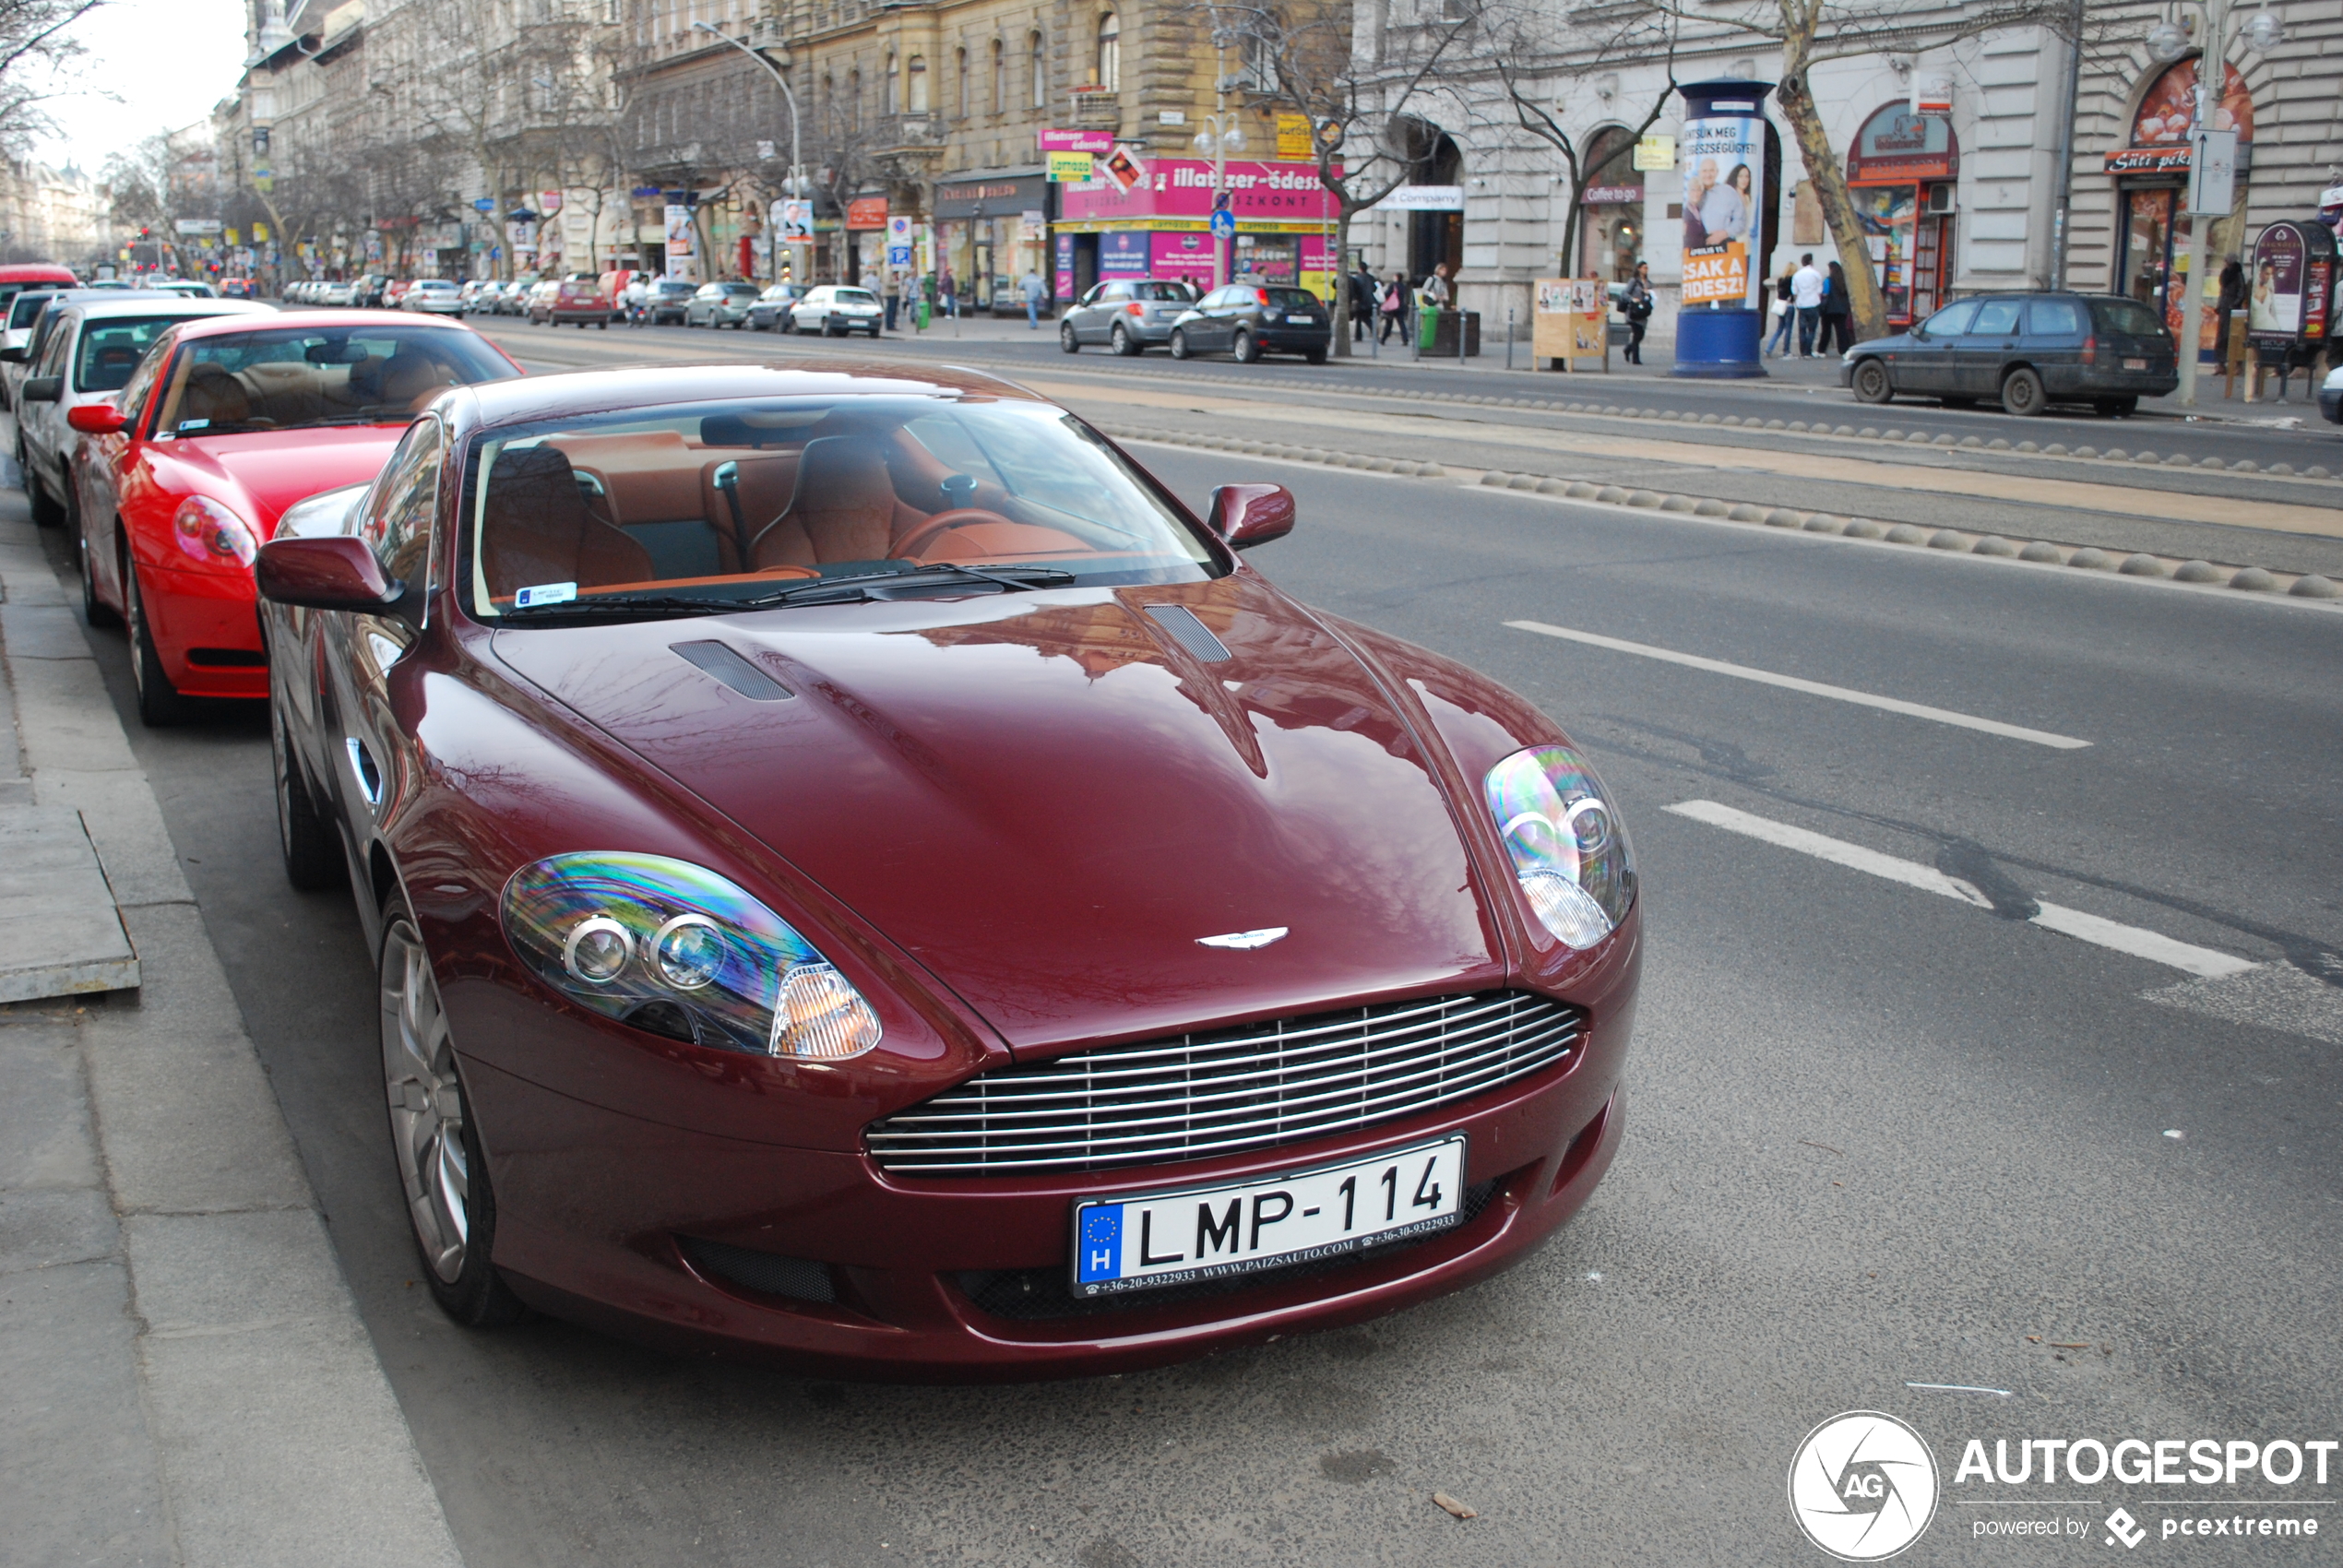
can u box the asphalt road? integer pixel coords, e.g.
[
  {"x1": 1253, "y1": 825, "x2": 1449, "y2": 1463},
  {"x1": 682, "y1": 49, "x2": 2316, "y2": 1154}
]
[{"x1": 13, "y1": 411, "x2": 2341, "y2": 1564}]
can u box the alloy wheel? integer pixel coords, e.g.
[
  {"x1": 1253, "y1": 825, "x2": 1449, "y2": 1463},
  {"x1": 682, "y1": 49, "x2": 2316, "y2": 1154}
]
[
  {"x1": 381, "y1": 918, "x2": 470, "y2": 1285},
  {"x1": 1061, "y1": 322, "x2": 1080, "y2": 353},
  {"x1": 1851, "y1": 359, "x2": 1892, "y2": 404}
]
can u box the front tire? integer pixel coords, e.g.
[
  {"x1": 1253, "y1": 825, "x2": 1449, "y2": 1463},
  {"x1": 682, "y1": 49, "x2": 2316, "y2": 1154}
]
[
  {"x1": 2000, "y1": 365, "x2": 2047, "y2": 417},
  {"x1": 1169, "y1": 328, "x2": 1191, "y2": 360},
  {"x1": 1850, "y1": 357, "x2": 1894, "y2": 404},
  {"x1": 1233, "y1": 329, "x2": 1261, "y2": 363},
  {"x1": 26, "y1": 465, "x2": 64, "y2": 527},
  {"x1": 273, "y1": 698, "x2": 343, "y2": 891},
  {"x1": 1304, "y1": 345, "x2": 1327, "y2": 364},
  {"x1": 78, "y1": 527, "x2": 119, "y2": 628},
  {"x1": 380, "y1": 900, "x2": 528, "y2": 1328},
  {"x1": 125, "y1": 568, "x2": 193, "y2": 728}
]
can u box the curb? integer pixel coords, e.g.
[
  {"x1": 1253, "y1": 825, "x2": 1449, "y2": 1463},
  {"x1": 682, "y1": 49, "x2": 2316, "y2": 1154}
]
[{"x1": 1094, "y1": 421, "x2": 2338, "y2": 602}]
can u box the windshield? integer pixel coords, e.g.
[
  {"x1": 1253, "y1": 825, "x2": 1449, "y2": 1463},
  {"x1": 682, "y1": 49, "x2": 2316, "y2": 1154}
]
[
  {"x1": 151, "y1": 325, "x2": 516, "y2": 436},
  {"x1": 462, "y1": 395, "x2": 1219, "y2": 623},
  {"x1": 8, "y1": 290, "x2": 59, "y2": 330},
  {"x1": 76, "y1": 315, "x2": 187, "y2": 392}
]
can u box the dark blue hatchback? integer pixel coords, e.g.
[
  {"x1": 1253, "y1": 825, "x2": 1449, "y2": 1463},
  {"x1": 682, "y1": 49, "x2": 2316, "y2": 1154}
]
[{"x1": 1841, "y1": 292, "x2": 2178, "y2": 417}]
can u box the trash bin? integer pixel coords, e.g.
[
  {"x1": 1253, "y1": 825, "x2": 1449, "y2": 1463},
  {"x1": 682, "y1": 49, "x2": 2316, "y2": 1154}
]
[{"x1": 1423, "y1": 309, "x2": 1481, "y2": 358}]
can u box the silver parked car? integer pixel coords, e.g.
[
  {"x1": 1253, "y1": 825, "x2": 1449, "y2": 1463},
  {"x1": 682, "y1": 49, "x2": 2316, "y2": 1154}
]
[{"x1": 1059, "y1": 278, "x2": 1198, "y2": 355}]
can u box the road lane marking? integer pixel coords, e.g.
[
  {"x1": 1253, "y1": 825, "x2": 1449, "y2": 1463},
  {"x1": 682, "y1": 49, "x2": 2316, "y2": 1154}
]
[
  {"x1": 1505, "y1": 621, "x2": 2092, "y2": 750},
  {"x1": 1665, "y1": 800, "x2": 2257, "y2": 980}
]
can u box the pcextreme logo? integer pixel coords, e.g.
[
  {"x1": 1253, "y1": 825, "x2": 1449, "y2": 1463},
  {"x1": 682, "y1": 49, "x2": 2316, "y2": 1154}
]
[{"x1": 1790, "y1": 1411, "x2": 1944, "y2": 1561}]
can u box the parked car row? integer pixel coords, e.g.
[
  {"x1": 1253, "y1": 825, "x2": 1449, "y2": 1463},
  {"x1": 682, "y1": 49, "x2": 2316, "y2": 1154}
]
[{"x1": 1059, "y1": 279, "x2": 1333, "y2": 364}]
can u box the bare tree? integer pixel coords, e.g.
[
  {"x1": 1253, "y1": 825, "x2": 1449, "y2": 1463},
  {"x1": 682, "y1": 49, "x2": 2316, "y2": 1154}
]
[
  {"x1": 0, "y1": 0, "x2": 102, "y2": 158},
  {"x1": 1217, "y1": 0, "x2": 1477, "y2": 357},
  {"x1": 1608, "y1": 0, "x2": 2058, "y2": 338},
  {"x1": 1485, "y1": 6, "x2": 1680, "y2": 276}
]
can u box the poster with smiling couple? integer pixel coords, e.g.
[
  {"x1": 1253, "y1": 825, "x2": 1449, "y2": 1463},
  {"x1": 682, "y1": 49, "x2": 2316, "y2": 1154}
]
[{"x1": 1680, "y1": 113, "x2": 1766, "y2": 309}]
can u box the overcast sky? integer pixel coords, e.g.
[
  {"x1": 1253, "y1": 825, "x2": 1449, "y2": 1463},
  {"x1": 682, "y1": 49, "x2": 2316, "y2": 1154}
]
[{"x1": 34, "y1": 0, "x2": 252, "y2": 173}]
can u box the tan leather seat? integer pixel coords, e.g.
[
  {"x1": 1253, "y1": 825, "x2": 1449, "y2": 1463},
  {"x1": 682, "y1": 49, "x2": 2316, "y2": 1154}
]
[
  {"x1": 480, "y1": 445, "x2": 654, "y2": 600},
  {"x1": 176, "y1": 363, "x2": 252, "y2": 428},
  {"x1": 748, "y1": 436, "x2": 900, "y2": 570},
  {"x1": 702, "y1": 453, "x2": 801, "y2": 569}
]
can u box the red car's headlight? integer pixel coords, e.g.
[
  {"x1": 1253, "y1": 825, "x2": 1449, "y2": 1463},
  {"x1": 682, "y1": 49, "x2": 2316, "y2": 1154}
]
[
  {"x1": 172, "y1": 496, "x2": 260, "y2": 567},
  {"x1": 1484, "y1": 744, "x2": 1637, "y2": 950},
  {"x1": 502, "y1": 852, "x2": 882, "y2": 1060}
]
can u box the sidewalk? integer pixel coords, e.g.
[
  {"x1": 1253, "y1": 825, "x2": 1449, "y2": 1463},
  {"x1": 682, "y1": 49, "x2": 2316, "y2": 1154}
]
[{"x1": 0, "y1": 456, "x2": 463, "y2": 1566}]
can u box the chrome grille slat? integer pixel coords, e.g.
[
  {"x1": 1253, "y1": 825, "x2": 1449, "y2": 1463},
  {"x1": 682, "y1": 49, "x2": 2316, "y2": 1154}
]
[{"x1": 867, "y1": 991, "x2": 1581, "y2": 1174}]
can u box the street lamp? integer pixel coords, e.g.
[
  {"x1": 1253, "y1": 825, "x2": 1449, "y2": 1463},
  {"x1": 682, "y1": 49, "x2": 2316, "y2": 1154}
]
[
  {"x1": 691, "y1": 21, "x2": 806, "y2": 278},
  {"x1": 2145, "y1": 2, "x2": 2283, "y2": 407}
]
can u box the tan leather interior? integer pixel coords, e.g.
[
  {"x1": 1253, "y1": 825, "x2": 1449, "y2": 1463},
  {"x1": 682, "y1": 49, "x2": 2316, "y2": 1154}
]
[
  {"x1": 749, "y1": 436, "x2": 921, "y2": 571},
  {"x1": 480, "y1": 445, "x2": 655, "y2": 597}
]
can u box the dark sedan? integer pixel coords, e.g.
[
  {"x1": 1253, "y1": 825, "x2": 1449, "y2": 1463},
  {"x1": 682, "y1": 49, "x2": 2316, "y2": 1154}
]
[
  {"x1": 1842, "y1": 291, "x2": 2177, "y2": 417},
  {"x1": 1170, "y1": 284, "x2": 1332, "y2": 363},
  {"x1": 250, "y1": 361, "x2": 1637, "y2": 1378},
  {"x1": 746, "y1": 283, "x2": 806, "y2": 331}
]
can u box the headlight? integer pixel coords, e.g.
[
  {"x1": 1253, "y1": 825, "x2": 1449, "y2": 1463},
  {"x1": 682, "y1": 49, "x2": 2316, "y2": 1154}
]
[
  {"x1": 1483, "y1": 744, "x2": 1635, "y2": 950},
  {"x1": 172, "y1": 496, "x2": 259, "y2": 567},
  {"x1": 502, "y1": 852, "x2": 883, "y2": 1059}
]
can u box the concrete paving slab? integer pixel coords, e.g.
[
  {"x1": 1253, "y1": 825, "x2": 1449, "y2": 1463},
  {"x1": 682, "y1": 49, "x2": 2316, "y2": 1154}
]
[
  {"x1": 0, "y1": 599, "x2": 95, "y2": 660},
  {"x1": 5, "y1": 648, "x2": 141, "y2": 774},
  {"x1": 29, "y1": 769, "x2": 194, "y2": 909},
  {"x1": 0, "y1": 1021, "x2": 101, "y2": 1189},
  {"x1": 0, "y1": 809, "x2": 139, "y2": 1001},
  {"x1": 0, "y1": 1257, "x2": 176, "y2": 1568},
  {"x1": 0, "y1": 1185, "x2": 118, "y2": 1275}
]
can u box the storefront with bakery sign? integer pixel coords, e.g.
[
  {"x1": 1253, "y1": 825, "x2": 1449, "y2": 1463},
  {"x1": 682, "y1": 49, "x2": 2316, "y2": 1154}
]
[{"x1": 2104, "y1": 56, "x2": 2254, "y2": 357}]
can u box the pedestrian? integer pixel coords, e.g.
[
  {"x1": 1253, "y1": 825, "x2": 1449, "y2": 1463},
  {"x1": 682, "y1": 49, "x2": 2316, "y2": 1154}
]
[
  {"x1": 883, "y1": 269, "x2": 901, "y2": 331},
  {"x1": 1623, "y1": 262, "x2": 1653, "y2": 365},
  {"x1": 1820, "y1": 260, "x2": 1854, "y2": 355},
  {"x1": 939, "y1": 266, "x2": 956, "y2": 319},
  {"x1": 1378, "y1": 269, "x2": 1406, "y2": 343},
  {"x1": 1021, "y1": 267, "x2": 1045, "y2": 327},
  {"x1": 1350, "y1": 264, "x2": 1377, "y2": 342},
  {"x1": 1764, "y1": 261, "x2": 1796, "y2": 357},
  {"x1": 1790, "y1": 253, "x2": 1826, "y2": 358},
  {"x1": 622, "y1": 272, "x2": 647, "y2": 327}
]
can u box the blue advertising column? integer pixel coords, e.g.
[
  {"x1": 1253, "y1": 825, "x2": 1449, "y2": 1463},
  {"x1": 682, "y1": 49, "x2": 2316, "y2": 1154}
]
[{"x1": 1671, "y1": 79, "x2": 1775, "y2": 379}]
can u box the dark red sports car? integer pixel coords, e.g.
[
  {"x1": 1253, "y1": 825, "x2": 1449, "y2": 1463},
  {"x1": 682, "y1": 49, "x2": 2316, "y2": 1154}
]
[
  {"x1": 255, "y1": 362, "x2": 1640, "y2": 1379},
  {"x1": 67, "y1": 309, "x2": 518, "y2": 723}
]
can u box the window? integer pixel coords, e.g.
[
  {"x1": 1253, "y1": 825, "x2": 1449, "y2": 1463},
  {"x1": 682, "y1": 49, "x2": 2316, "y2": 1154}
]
[
  {"x1": 74, "y1": 315, "x2": 184, "y2": 393},
  {"x1": 907, "y1": 53, "x2": 927, "y2": 113},
  {"x1": 1029, "y1": 32, "x2": 1045, "y2": 109},
  {"x1": 1096, "y1": 11, "x2": 1119, "y2": 90},
  {"x1": 364, "y1": 416, "x2": 442, "y2": 592},
  {"x1": 118, "y1": 330, "x2": 175, "y2": 433},
  {"x1": 885, "y1": 52, "x2": 898, "y2": 113},
  {"x1": 1918, "y1": 300, "x2": 1978, "y2": 338},
  {"x1": 2027, "y1": 300, "x2": 2083, "y2": 336},
  {"x1": 956, "y1": 48, "x2": 968, "y2": 117},
  {"x1": 1968, "y1": 300, "x2": 2022, "y2": 336},
  {"x1": 849, "y1": 67, "x2": 861, "y2": 127},
  {"x1": 992, "y1": 40, "x2": 1004, "y2": 114}
]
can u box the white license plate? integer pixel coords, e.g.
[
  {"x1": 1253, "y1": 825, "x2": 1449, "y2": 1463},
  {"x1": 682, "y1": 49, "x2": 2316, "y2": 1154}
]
[
  {"x1": 1071, "y1": 1134, "x2": 1467, "y2": 1298},
  {"x1": 1288, "y1": 314, "x2": 1314, "y2": 325},
  {"x1": 2123, "y1": 358, "x2": 2147, "y2": 371}
]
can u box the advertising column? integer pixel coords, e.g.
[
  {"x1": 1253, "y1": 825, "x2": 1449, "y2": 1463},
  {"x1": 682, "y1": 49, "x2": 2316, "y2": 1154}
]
[{"x1": 1671, "y1": 79, "x2": 1773, "y2": 379}]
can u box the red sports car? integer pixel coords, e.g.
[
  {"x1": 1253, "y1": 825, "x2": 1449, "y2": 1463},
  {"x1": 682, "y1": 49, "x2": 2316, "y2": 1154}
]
[
  {"x1": 66, "y1": 309, "x2": 519, "y2": 723},
  {"x1": 254, "y1": 362, "x2": 1640, "y2": 1379}
]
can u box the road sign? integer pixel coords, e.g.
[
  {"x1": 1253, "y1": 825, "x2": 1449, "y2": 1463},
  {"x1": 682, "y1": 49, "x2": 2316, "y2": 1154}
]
[
  {"x1": 887, "y1": 246, "x2": 912, "y2": 267},
  {"x1": 1209, "y1": 208, "x2": 1237, "y2": 240},
  {"x1": 473, "y1": 197, "x2": 495, "y2": 212}
]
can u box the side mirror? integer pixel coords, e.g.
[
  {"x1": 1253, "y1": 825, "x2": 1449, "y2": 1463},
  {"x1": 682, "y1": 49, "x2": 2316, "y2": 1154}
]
[
  {"x1": 1207, "y1": 482, "x2": 1296, "y2": 552},
  {"x1": 66, "y1": 402, "x2": 125, "y2": 434},
  {"x1": 255, "y1": 535, "x2": 399, "y2": 612},
  {"x1": 19, "y1": 375, "x2": 63, "y2": 402},
  {"x1": 0, "y1": 344, "x2": 25, "y2": 362}
]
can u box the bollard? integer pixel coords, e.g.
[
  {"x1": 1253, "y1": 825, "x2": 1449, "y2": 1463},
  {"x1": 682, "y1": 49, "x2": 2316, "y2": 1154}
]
[{"x1": 1505, "y1": 305, "x2": 1515, "y2": 373}]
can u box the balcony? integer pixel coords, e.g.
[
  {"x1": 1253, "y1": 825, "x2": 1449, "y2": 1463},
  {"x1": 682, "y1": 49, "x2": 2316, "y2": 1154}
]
[{"x1": 1069, "y1": 88, "x2": 1119, "y2": 127}]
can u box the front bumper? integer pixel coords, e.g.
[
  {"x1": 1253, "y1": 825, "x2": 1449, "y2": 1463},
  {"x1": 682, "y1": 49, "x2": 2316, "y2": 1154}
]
[
  {"x1": 2320, "y1": 386, "x2": 2343, "y2": 426},
  {"x1": 139, "y1": 561, "x2": 265, "y2": 699},
  {"x1": 451, "y1": 938, "x2": 1638, "y2": 1380}
]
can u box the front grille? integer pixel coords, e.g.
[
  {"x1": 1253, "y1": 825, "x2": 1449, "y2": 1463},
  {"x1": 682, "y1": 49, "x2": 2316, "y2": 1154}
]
[
  {"x1": 958, "y1": 1176, "x2": 1505, "y2": 1321},
  {"x1": 867, "y1": 991, "x2": 1580, "y2": 1175}
]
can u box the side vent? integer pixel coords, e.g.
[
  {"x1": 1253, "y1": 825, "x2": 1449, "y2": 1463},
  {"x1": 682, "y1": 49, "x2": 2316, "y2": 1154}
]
[
  {"x1": 678, "y1": 1237, "x2": 837, "y2": 1302},
  {"x1": 1142, "y1": 603, "x2": 1232, "y2": 663},
  {"x1": 672, "y1": 640, "x2": 794, "y2": 701}
]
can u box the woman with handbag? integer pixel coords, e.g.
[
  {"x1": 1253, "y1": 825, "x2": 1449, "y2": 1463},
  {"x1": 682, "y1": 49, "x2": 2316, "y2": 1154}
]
[
  {"x1": 1764, "y1": 262, "x2": 1796, "y2": 358},
  {"x1": 1623, "y1": 263, "x2": 1653, "y2": 364}
]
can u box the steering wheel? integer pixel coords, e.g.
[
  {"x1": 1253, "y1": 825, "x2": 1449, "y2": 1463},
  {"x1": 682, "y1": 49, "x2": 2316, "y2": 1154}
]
[{"x1": 894, "y1": 507, "x2": 1020, "y2": 560}]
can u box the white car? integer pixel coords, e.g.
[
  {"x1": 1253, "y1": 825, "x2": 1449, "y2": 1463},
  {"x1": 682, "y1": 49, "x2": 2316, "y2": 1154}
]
[
  {"x1": 789, "y1": 284, "x2": 885, "y2": 337},
  {"x1": 10, "y1": 295, "x2": 270, "y2": 527},
  {"x1": 402, "y1": 279, "x2": 466, "y2": 314}
]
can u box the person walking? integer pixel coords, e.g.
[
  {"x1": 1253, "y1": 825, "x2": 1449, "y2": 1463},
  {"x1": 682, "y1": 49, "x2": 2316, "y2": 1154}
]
[
  {"x1": 1763, "y1": 262, "x2": 1796, "y2": 357},
  {"x1": 1378, "y1": 269, "x2": 1406, "y2": 344},
  {"x1": 883, "y1": 269, "x2": 901, "y2": 331},
  {"x1": 622, "y1": 272, "x2": 648, "y2": 327},
  {"x1": 1623, "y1": 263, "x2": 1653, "y2": 365},
  {"x1": 1021, "y1": 267, "x2": 1045, "y2": 327},
  {"x1": 1790, "y1": 253, "x2": 1826, "y2": 358},
  {"x1": 1820, "y1": 260, "x2": 1854, "y2": 355},
  {"x1": 1350, "y1": 265, "x2": 1377, "y2": 342},
  {"x1": 939, "y1": 266, "x2": 957, "y2": 319}
]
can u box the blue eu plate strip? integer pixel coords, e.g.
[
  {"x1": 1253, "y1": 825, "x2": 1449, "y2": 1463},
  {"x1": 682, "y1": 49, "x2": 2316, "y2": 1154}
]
[{"x1": 1076, "y1": 1206, "x2": 1124, "y2": 1284}]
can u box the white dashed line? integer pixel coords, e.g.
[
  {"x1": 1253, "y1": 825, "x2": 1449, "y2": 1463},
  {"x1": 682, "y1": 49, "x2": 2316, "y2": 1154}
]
[
  {"x1": 1665, "y1": 800, "x2": 2256, "y2": 979},
  {"x1": 1504, "y1": 620, "x2": 2092, "y2": 750}
]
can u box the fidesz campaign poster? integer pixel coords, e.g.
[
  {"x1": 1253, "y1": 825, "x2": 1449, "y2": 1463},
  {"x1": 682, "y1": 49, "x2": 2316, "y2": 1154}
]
[{"x1": 1680, "y1": 114, "x2": 1765, "y2": 308}]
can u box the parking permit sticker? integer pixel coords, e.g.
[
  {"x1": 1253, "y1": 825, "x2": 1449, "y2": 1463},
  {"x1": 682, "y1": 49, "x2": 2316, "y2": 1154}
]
[{"x1": 514, "y1": 582, "x2": 577, "y2": 609}]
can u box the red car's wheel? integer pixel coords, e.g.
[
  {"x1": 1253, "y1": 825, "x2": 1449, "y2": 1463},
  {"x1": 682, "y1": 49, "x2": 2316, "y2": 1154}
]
[{"x1": 125, "y1": 567, "x2": 193, "y2": 727}]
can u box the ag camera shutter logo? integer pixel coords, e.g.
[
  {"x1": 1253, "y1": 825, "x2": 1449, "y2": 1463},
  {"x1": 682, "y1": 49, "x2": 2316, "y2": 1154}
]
[{"x1": 1789, "y1": 1411, "x2": 1941, "y2": 1561}]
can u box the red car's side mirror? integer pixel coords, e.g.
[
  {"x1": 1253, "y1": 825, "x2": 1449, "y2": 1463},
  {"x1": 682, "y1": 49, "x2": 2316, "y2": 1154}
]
[
  {"x1": 66, "y1": 402, "x2": 125, "y2": 434},
  {"x1": 1207, "y1": 482, "x2": 1296, "y2": 551},
  {"x1": 255, "y1": 535, "x2": 400, "y2": 612}
]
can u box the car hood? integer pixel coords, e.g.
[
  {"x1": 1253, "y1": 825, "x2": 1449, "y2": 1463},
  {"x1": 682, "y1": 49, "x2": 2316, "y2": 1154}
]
[
  {"x1": 490, "y1": 574, "x2": 1510, "y2": 1055},
  {"x1": 151, "y1": 426, "x2": 405, "y2": 536}
]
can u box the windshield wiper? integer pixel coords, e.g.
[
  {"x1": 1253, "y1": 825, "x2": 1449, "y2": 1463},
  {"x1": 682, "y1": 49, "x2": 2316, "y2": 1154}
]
[
  {"x1": 764, "y1": 563, "x2": 1076, "y2": 605},
  {"x1": 498, "y1": 594, "x2": 740, "y2": 622}
]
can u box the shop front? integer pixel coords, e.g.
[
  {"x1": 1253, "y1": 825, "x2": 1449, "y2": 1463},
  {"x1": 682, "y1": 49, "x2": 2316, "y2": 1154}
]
[
  {"x1": 1845, "y1": 103, "x2": 1958, "y2": 327},
  {"x1": 1054, "y1": 157, "x2": 1340, "y2": 303},
  {"x1": 935, "y1": 172, "x2": 1050, "y2": 312},
  {"x1": 1578, "y1": 126, "x2": 1646, "y2": 282},
  {"x1": 2106, "y1": 56, "x2": 2254, "y2": 362}
]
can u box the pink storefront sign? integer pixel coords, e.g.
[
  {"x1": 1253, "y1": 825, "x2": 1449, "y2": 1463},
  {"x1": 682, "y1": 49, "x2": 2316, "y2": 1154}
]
[
  {"x1": 1060, "y1": 159, "x2": 1339, "y2": 223},
  {"x1": 1039, "y1": 130, "x2": 1117, "y2": 154}
]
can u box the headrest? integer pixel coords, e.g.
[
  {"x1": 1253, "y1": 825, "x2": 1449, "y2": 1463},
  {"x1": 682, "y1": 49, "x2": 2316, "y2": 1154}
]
[{"x1": 791, "y1": 436, "x2": 895, "y2": 511}]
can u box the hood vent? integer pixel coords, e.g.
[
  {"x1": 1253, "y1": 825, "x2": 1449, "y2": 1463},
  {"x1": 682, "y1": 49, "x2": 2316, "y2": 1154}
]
[
  {"x1": 1143, "y1": 603, "x2": 1232, "y2": 663},
  {"x1": 672, "y1": 640, "x2": 793, "y2": 701}
]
